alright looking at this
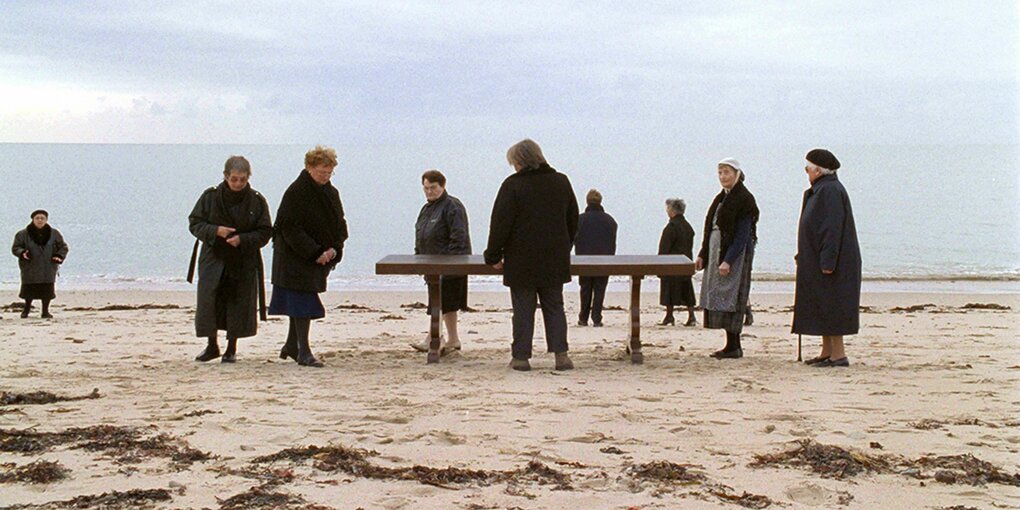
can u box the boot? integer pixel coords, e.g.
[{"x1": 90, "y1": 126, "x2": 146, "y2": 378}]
[
  {"x1": 279, "y1": 321, "x2": 298, "y2": 360},
  {"x1": 295, "y1": 321, "x2": 323, "y2": 368},
  {"x1": 658, "y1": 315, "x2": 675, "y2": 326},
  {"x1": 41, "y1": 300, "x2": 52, "y2": 319},
  {"x1": 221, "y1": 338, "x2": 237, "y2": 363},
  {"x1": 195, "y1": 336, "x2": 220, "y2": 362},
  {"x1": 509, "y1": 358, "x2": 531, "y2": 372},
  {"x1": 20, "y1": 300, "x2": 31, "y2": 319},
  {"x1": 555, "y1": 352, "x2": 574, "y2": 371}
]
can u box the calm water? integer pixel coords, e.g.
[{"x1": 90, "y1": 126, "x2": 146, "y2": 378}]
[{"x1": 1, "y1": 143, "x2": 1018, "y2": 291}]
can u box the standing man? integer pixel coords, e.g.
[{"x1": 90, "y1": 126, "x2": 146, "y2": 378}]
[
  {"x1": 485, "y1": 139, "x2": 579, "y2": 372},
  {"x1": 574, "y1": 188, "x2": 617, "y2": 327},
  {"x1": 792, "y1": 148, "x2": 862, "y2": 367}
]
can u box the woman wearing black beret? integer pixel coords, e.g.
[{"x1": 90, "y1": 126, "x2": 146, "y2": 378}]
[{"x1": 11, "y1": 210, "x2": 68, "y2": 319}]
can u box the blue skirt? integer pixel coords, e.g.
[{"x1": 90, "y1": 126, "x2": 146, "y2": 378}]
[{"x1": 268, "y1": 285, "x2": 325, "y2": 319}]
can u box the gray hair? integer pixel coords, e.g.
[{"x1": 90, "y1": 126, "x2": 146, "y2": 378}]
[
  {"x1": 806, "y1": 161, "x2": 836, "y2": 176},
  {"x1": 506, "y1": 139, "x2": 547, "y2": 170},
  {"x1": 666, "y1": 198, "x2": 686, "y2": 215}
]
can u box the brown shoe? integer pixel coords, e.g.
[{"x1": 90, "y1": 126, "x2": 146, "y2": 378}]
[
  {"x1": 555, "y1": 352, "x2": 574, "y2": 371},
  {"x1": 510, "y1": 358, "x2": 531, "y2": 371}
]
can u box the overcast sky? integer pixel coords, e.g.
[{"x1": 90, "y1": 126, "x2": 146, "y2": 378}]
[{"x1": 1, "y1": 1, "x2": 1016, "y2": 145}]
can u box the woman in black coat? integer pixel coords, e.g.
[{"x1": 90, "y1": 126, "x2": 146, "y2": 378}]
[
  {"x1": 793, "y1": 149, "x2": 861, "y2": 368},
  {"x1": 188, "y1": 156, "x2": 273, "y2": 363},
  {"x1": 658, "y1": 198, "x2": 697, "y2": 326},
  {"x1": 269, "y1": 146, "x2": 349, "y2": 368},
  {"x1": 484, "y1": 139, "x2": 579, "y2": 372},
  {"x1": 11, "y1": 210, "x2": 68, "y2": 319},
  {"x1": 696, "y1": 158, "x2": 759, "y2": 359}
]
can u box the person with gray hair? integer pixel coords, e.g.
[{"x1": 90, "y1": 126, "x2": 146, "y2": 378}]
[
  {"x1": 658, "y1": 197, "x2": 697, "y2": 326},
  {"x1": 484, "y1": 139, "x2": 579, "y2": 371}
]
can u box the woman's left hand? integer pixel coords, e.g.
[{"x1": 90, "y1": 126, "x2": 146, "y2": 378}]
[
  {"x1": 719, "y1": 262, "x2": 731, "y2": 276},
  {"x1": 225, "y1": 235, "x2": 241, "y2": 247},
  {"x1": 51, "y1": 257, "x2": 63, "y2": 264}
]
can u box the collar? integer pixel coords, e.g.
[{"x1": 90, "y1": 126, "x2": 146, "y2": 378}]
[{"x1": 585, "y1": 204, "x2": 604, "y2": 212}]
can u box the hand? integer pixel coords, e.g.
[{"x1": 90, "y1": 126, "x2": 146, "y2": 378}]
[
  {"x1": 51, "y1": 256, "x2": 63, "y2": 263},
  {"x1": 21, "y1": 251, "x2": 30, "y2": 260},
  {"x1": 316, "y1": 248, "x2": 336, "y2": 266},
  {"x1": 822, "y1": 269, "x2": 834, "y2": 275},
  {"x1": 225, "y1": 235, "x2": 241, "y2": 247},
  {"x1": 492, "y1": 261, "x2": 504, "y2": 271},
  {"x1": 719, "y1": 262, "x2": 731, "y2": 276},
  {"x1": 695, "y1": 257, "x2": 703, "y2": 271},
  {"x1": 216, "y1": 226, "x2": 236, "y2": 238}
]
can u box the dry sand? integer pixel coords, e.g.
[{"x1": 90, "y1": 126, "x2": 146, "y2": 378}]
[{"x1": 1, "y1": 289, "x2": 1018, "y2": 509}]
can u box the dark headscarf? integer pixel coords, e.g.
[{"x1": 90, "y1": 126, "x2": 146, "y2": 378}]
[{"x1": 26, "y1": 223, "x2": 52, "y2": 247}]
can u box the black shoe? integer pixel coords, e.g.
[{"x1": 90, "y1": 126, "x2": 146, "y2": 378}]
[
  {"x1": 804, "y1": 355, "x2": 829, "y2": 365},
  {"x1": 592, "y1": 321, "x2": 603, "y2": 327},
  {"x1": 20, "y1": 309, "x2": 30, "y2": 319},
  {"x1": 577, "y1": 320, "x2": 587, "y2": 327},
  {"x1": 658, "y1": 316, "x2": 675, "y2": 326},
  {"x1": 41, "y1": 312, "x2": 53, "y2": 319},
  {"x1": 279, "y1": 343, "x2": 297, "y2": 360},
  {"x1": 296, "y1": 337, "x2": 323, "y2": 367},
  {"x1": 221, "y1": 353, "x2": 236, "y2": 363},
  {"x1": 195, "y1": 346, "x2": 221, "y2": 362},
  {"x1": 814, "y1": 357, "x2": 849, "y2": 367},
  {"x1": 713, "y1": 348, "x2": 743, "y2": 359},
  {"x1": 683, "y1": 318, "x2": 698, "y2": 327}
]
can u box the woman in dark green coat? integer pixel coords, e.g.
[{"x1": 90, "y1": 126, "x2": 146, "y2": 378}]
[
  {"x1": 12, "y1": 210, "x2": 68, "y2": 319},
  {"x1": 188, "y1": 156, "x2": 273, "y2": 363}
]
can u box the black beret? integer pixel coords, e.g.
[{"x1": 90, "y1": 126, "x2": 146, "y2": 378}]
[
  {"x1": 806, "y1": 148, "x2": 840, "y2": 170},
  {"x1": 30, "y1": 209, "x2": 48, "y2": 219}
]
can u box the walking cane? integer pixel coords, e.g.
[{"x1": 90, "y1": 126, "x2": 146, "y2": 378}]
[{"x1": 797, "y1": 334, "x2": 802, "y2": 362}]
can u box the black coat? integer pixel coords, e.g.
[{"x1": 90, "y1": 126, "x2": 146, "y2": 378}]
[
  {"x1": 658, "y1": 214, "x2": 695, "y2": 258},
  {"x1": 484, "y1": 163, "x2": 579, "y2": 288},
  {"x1": 271, "y1": 171, "x2": 349, "y2": 293},
  {"x1": 415, "y1": 192, "x2": 471, "y2": 255},
  {"x1": 12, "y1": 225, "x2": 68, "y2": 284},
  {"x1": 698, "y1": 180, "x2": 759, "y2": 265},
  {"x1": 792, "y1": 174, "x2": 862, "y2": 336},
  {"x1": 188, "y1": 182, "x2": 272, "y2": 338},
  {"x1": 574, "y1": 204, "x2": 617, "y2": 255}
]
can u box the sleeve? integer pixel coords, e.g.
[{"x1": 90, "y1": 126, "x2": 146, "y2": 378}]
[
  {"x1": 239, "y1": 195, "x2": 273, "y2": 252},
  {"x1": 679, "y1": 223, "x2": 695, "y2": 258},
  {"x1": 12, "y1": 231, "x2": 27, "y2": 259},
  {"x1": 445, "y1": 202, "x2": 470, "y2": 255},
  {"x1": 277, "y1": 191, "x2": 325, "y2": 262},
  {"x1": 817, "y1": 188, "x2": 846, "y2": 272},
  {"x1": 657, "y1": 224, "x2": 675, "y2": 255},
  {"x1": 565, "y1": 179, "x2": 580, "y2": 243},
  {"x1": 723, "y1": 216, "x2": 753, "y2": 265},
  {"x1": 610, "y1": 218, "x2": 618, "y2": 255},
  {"x1": 188, "y1": 191, "x2": 219, "y2": 244},
  {"x1": 331, "y1": 192, "x2": 348, "y2": 266},
  {"x1": 483, "y1": 180, "x2": 515, "y2": 265},
  {"x1": 52, "y1": 230, "x2": 69, "y2": 261}
]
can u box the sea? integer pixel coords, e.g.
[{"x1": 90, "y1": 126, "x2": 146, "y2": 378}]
[{"x1": 2, "y1": 143, "x2": 1018, "y2": 294}]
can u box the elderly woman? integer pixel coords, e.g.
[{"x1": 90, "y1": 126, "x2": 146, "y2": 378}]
[
  {"x1": 484, "y1": 139, "x2": 579, "y2": 372},
  {"x1": 11, "y1": 210, "x2": 68, "y2": 319},
  {"x1": 269, "y1": 145, "x2": 349, "y2": 368},
  {"x1": 188, "y1": 156, "x2": 273, "y2": 363},
  {"x1": 793, "y1": 149, "x2": 862, "y2": 368},
  {"x1": 696, "y1": 158, "x2": 759, "y2": 359},
  {"x1": 658, "y1": 198, "x2": 697, "y2": 326},
  {"x1": 410, "y1": 169, "x2": 472, "y2": 354}
]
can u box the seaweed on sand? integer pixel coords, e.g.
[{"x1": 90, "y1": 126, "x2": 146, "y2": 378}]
[
  {"x1": 749, "y1": 439, "x2": 893, "y2": 479},
  {"x1": 0, "y1": 488, "x2": 172, "y2": 509},
  {"x1": 1, "y1": 388, "x2": 100, "y2": 406},
  {"x1": 0, "y1": 425, "x2": 211, "y2": 468},
  {"x1": 0, "y1": 460, "x2": 70, "y2": 484},
  {"x1": 218, "y1": 484, "x2": 335, "y2": 510},
  {"x1": 903, "y1": 453, "x2": 1020, "y2": 487}
]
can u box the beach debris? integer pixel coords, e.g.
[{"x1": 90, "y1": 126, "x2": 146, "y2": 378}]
[
  {"x1": 335, "y1": 303, "x2": 384, "y2": 313},
  {"x1": 378, "y1": 314, "x2": 406, "y2": 321},
  {"x1": 2, "y1": 301, "x2": 26, "y2": 312},
  {"x1": 209, "y1": 463, "x2": 296, "y2": 485},
  {"x1": 181, "y1": 409, "x2": 220, "y2": 418},
  {"x1": 400, "y1": 301, "x2": 428, "y2": 309},
  {"x1": 961, "y1": 302, "x2": 1011, "y2": 310},
  {"x1": 600, "y1": 446, "x2": 626, "y2": 455},
  {"x1": 935, "y1": 506, "x2": 979, "y2": 510},
  {"x1": 0, "y1": 488, "x2": 173, "y2": 509},
  {"x1": 902, "y1": 453, "x2": 1020, "y2": 486},
  {"x1": 890, "y1": 303, "x2": 936, "y2": 313},
  {"x1": 627, "y1": 461, "x2": 706, "y2": 485},
  {"x1": 0, "y1": 460, "x2": 70, "y2": 484},
  {"x1": 907, "y1": 417, "x2": 999, "y2": 430},
  {"x1": 218, "y1": 484, "x2": 335, "y2": 510},
  {"x1": 1, "y1": 388, "x2": 101, "y2": 406},
  {"x1": 749, "y1": 439, "x2": 893, "y2": 479},
  {"x1": 0, "y1": 425, "x2": 211, "y2": 468},
  {"x1": 64, "y1": 303, "x2": 183, "y2": 311},
  {"x1": 869, "y1": 442, "x2": 884, "y2": 449},
  {"x1": 706, "y1": 487, "x2": 775, "y2": 509}
]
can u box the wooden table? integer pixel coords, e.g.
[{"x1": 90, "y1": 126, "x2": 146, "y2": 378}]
[{"x1": 376, "y1": 254, "x2": 696, "y2": 364}]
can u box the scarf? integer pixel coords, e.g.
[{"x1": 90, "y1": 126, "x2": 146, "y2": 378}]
[{"x1": 26, "y1": 223, "x2": 52, "y2": 247}]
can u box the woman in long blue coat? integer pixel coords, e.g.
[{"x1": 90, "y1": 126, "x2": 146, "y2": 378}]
[{"x1": 792, "y1": 149, "x2": 862, "y2": 368}]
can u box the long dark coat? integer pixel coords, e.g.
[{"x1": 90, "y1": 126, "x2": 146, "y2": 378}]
[
  {"x1": 271, "y1": 170, "x2": 349, "y2": 293},
  {"x1": 189, "y1": 183, "x2": 273, "y2": 338},
  {"x1": 12, "y1": 226, "x2": 68, "y2": 284},
  {"x1": 484, "y1": 163, "x2": 579, "y2": 288},
  {"x1": 658, "y1": 214, "x2": 696, "y2": 306},
  {"x1": 792, "y1": 174, "x2": 862, "y2": 336},
  {"x1": 574, "y1": 204, "x2": 617, "y2": 255}
]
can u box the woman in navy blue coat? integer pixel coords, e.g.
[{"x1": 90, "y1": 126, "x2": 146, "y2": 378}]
[{"x1": 792, "y1": 149, "x2": 862, "y2": 368}]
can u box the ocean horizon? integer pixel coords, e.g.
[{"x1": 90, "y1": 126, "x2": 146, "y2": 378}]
[{"x1": 2, "y1": 142, "x2": 1018, "y2": 293}]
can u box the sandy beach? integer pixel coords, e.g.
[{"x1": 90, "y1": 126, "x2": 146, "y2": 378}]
[{"x1": 1, "y1": 289, "x2": 1018, "y2": 509}]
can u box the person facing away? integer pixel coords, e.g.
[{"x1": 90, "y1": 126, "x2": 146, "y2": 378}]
[
  {"x1": 268, "y1": 145, "x2": 349, "y2": 368},
  {"x1": 484, "y1": 138, "x2": 579, "y2": 372},
  {"x1": 573, "y1": 188, "x2": 617, "y2": 327},
  {"x1": 409, "y1": 169, "x2": 472, "y2": 355},
  {"x1": 696, "y1": 158, "x2": 759, "y2": 359},
  {"x1": 793, "y1": 148, "x2": 861, "y2": 368},
  {"x1": 658, "y1": 197, "x2": 697, "y2": 327},
  {"x1": 12, "y1": 210, "x2": 68, "y2": 319},
  {"x1": 188, "y1": 155, "x2": 273, "y2": 363}
]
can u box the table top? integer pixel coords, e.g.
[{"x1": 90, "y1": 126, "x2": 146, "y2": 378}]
[{"x1": 376, "y1": 254, "x2": 695, "y2": 276}]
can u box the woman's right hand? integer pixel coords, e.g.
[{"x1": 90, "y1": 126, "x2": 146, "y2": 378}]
[
  {"x1": 316, "y1": 248, "x2": 336, "y2": 266},
  {"x1": 216, "y1": 226, "x2": 236, "y2": 238},
  {"x1": 21, "y1": 251, "x2": 30, "y2": 260},
  {"x1": 695, "y1": 257, "x2": 703, "y2": 271}
]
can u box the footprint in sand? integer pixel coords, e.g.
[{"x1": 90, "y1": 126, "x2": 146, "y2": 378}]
[{"x1": 785, "y1": 482, "x2": 852, "y2": 506}]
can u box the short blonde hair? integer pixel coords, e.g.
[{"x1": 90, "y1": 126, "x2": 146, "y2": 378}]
[
  {"x1": 305, "y1": 145, "x2": 338, "y2": 169},
  {"x1": 506, "y1": 139, "x2": 546, "y2": 170},
  {"x1": 586, "y1": 189, "x2": 602, "y2": 205}
]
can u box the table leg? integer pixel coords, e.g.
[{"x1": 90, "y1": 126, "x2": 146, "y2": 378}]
[
  {"x1": 629, "y1": 275, "x2": 644, "y2": 364},
  {"x1": 426, "y1": 275, "x2": 442, "y2": 364}
]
